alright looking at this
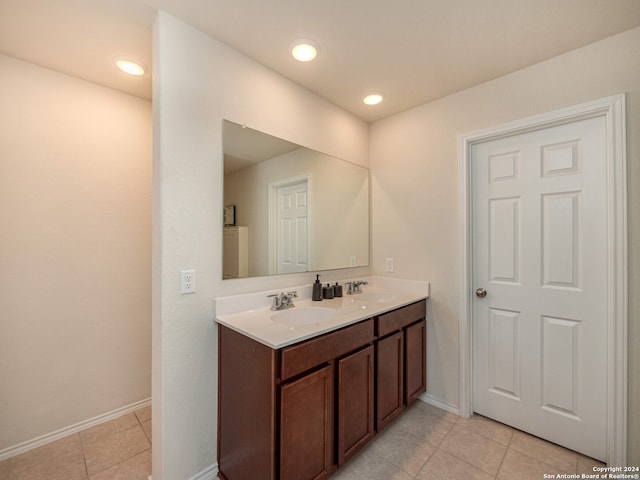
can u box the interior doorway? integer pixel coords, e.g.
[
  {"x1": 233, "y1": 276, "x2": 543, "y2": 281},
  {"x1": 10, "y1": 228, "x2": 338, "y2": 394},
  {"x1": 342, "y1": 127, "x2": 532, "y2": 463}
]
[
  {"x1": 471, "y1": 116, "x2": 607, "y2": 460},
  {"x1": 458, "y1": 95, "x2": 628, "y2": 464},
  {"x1": 269, "y1": 176, "x2": 310, "y2": 274}
]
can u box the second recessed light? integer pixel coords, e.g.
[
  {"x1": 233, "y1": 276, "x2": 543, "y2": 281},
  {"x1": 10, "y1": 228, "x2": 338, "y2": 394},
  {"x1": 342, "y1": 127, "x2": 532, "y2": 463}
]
[
  {"x1": 363, "y1": 92, "x2": 384, "y2": 105},
  {"x1": 114, "y1": 56, "x2": 146, "y2": 76},
  {"x1": 291, "y1": 39, "x2": 320, "y2": 62}
]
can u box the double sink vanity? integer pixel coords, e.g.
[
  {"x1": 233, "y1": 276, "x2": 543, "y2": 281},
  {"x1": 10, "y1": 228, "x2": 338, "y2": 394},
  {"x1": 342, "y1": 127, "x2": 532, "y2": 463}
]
[{"x1": 215, "y1": 277, "x2": 429, "y2": 480}]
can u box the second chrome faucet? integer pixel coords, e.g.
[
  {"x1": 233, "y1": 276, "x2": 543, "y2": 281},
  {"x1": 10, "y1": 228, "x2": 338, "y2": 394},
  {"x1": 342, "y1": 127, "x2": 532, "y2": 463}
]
[{"x1": 346, "y1": 280, "x2": 368, "y2": 295}]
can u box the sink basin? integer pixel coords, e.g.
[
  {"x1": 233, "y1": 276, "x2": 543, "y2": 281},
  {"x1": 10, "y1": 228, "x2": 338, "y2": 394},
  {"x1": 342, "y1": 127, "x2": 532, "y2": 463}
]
[
  {"x1": 271, "y1": 307, "x2": 337, "y2": 326},
  {"x1": 354, "y1": 292, "x2": 398, "y2": 303}
]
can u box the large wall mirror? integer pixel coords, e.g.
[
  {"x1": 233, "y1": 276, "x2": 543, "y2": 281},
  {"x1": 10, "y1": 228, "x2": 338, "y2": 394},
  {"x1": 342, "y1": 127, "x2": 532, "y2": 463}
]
[{"x1": 222, "y1": 120, "x2": 369, "y2": 279}]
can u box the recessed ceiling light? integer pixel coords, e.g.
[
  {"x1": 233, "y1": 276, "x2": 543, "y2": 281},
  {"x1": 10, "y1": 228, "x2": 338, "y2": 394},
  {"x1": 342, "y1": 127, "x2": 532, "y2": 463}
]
[
  {"x1": 290, "y1": 39, "x2": 319, "y2": 62},
  {"x1": 114, "y1": 57, "x2": 146, "y2": 76},
  {"x1": 363, "y1": 92, "x2": 384, "y2": 105}
]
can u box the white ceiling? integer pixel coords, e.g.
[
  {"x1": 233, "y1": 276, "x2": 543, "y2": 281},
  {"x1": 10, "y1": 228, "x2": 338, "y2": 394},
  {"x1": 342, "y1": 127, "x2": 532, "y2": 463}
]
[{"x1": 2, "y1": 0, "x2": 640, "y2": 122}]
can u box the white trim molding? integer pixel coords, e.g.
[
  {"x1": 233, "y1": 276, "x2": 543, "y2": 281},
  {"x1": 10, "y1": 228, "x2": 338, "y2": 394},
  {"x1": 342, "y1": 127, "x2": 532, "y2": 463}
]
[
  {"x1": 188, "y1": 463, "x2": 218, "y2": 480},
  {"x1": 457, "y1": 94, "x2": 628, "y2": 465},
  {"x1": 419, "y1": 393, "x2": 461, "y2": 416},
  {"x1": 0, "y1": 397, "x2": 152, "y2": 461}
]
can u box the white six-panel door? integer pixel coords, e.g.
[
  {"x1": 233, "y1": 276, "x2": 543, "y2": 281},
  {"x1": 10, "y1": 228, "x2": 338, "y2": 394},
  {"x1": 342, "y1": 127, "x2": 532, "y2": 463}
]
[
  {"x1": 276, "y1": 181, "x2": 309, "y2": 274},
  {"x1": 472, "y1": 116, "x2": 608, "y2": 460}
]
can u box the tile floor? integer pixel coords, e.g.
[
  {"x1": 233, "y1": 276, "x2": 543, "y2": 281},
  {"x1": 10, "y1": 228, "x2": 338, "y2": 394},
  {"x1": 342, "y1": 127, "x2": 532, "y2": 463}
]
[
  {"x1": 331, "y1": 401, "x2": 605, "y2": 480},
  {"x1": 1, "y1": 401, "x2": 604, "y2": 480},
  {"x1": 0, "y1": 405, "x2": 151, "y2": 480}
]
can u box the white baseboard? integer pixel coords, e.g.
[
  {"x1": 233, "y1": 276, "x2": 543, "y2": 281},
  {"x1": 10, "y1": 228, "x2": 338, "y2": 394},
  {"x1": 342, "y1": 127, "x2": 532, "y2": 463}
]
[
  {"x1": 0, "y1": 397, "x2": 152, "y2": 461},
  {"x1": 150, "y1": 463, "x2": 219, "y2": 480},
  {"x1": 189, "y1": 463, "x2": 218, "y2": 480},
  {"x1": 419, "y1": 392, "x2": 461, "y2": 416}
]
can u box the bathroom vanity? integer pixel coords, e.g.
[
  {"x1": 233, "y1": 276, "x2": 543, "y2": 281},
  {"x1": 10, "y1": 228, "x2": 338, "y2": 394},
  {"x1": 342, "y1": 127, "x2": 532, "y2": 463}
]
[{"x1": 216, "y1": 280, "x2": 428, "y2": 480}]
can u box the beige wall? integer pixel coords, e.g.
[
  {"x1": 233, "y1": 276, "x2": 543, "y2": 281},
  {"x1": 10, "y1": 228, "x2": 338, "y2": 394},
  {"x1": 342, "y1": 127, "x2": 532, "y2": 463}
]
[
  {"x1": 0, "y1": 55, "x2": 152, "y2": 451},
  {"x1": 369, "y1": 26, "x2": 640, "y2": 462}
]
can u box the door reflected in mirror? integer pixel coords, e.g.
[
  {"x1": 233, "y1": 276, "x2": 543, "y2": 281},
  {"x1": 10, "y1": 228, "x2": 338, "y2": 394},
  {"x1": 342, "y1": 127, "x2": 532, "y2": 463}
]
[{"x1": 223, "y1": 120, "x2": 369, "y2": 279}]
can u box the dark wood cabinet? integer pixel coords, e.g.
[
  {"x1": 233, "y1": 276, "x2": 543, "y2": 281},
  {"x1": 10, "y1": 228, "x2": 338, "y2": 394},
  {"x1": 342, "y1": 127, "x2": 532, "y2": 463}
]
[
  {"x1": 281, "y1": 365, "x2": 334, "y2": 480},
  {"x1": 280, "y1": 320, "x2": 374, "y2": 381},
  {"x1": 337, "y1": 345, "x2": 374, "y2": 465},
  {"x1": 405, "y1": 318, "x2": 427, "y2": 405},
  {"x1": 218, "y1": 300, "x2": 426, "y2": 480},
  {"x1": 217, "y1": 326, "x2": 277, "y2": 480},
  {"x1": 375, "y1": 299, "x2": 427, "y2": 430},
  {"x1": 376, "y1": 300, "x2": 426, "y2": 338},
  {"x1": 376, "y1": 331, "x2": 404, "y2": 431}
]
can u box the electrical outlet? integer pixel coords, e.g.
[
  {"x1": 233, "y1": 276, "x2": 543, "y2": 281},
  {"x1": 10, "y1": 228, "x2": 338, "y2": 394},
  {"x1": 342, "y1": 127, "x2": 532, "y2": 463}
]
[
  {"x1": 385, "y1": 258, "x2": 394, "y2": 272},
  {"x1": 349, "y1": 256, "x2": 357, "y2": 267},
  {"x1": 180, "y1": 269, "x2": 196, "y2": 294}
]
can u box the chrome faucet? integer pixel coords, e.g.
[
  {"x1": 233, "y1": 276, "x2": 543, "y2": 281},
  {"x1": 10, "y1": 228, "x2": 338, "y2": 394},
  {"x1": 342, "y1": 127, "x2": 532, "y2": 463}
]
[
  {"x1": 268, "y1": 291, "x2": 298, "y2": 310},
  {"x1": 346, "y1": 280, "x2": 368, "y2": 295}
]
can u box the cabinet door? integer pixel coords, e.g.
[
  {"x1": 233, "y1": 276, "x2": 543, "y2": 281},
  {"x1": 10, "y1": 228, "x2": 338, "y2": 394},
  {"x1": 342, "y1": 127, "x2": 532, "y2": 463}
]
[
  {"x1": 376, "y1": 331, "x2": 404, "y2": 431},
  {"x1": 405, "y1": 319, "x2": 427, "y2": 405},
  {"x1": 280, "y1": 365, "x2": 334, "y2": 480},
  {"x1": 337, "y1": 345, "x2": 374, "y2": 465},
  {"x1": 218, "y1": 325, "x2": 276, "y2": 480}
]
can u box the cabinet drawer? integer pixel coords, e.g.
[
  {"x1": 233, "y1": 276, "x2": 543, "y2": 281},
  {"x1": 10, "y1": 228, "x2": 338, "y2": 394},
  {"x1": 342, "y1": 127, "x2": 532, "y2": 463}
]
[
  {"x1": 376, "y1": 300, "x2": 426, "y2": 338},
  {"x1": 281, "y1": 319, "x2": 374, "y2": 381}
]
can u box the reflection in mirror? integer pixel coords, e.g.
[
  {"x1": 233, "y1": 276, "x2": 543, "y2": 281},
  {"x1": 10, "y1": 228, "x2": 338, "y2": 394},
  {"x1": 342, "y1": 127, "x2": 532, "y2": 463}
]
[{"x1": 223, "y1": 120, "x2": 369, "y2": 279}]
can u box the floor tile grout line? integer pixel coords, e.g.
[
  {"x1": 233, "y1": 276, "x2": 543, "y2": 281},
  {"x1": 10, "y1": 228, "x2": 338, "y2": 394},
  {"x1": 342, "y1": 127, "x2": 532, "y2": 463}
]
[
  {"x1": 458, "y1": 413, "x2": 516, "y2": 447},
  {"x1": 511, "y1": 442, "x2": 579, "y2": 476},
  {"x1": 492, "y1": 437, "x2": 510, "y2": 480},
  {"x1": 85, "y1": 410, "x2": 151, "y2": 478},
  {"x1": 135, "y1": 409, "x2": 152, "y2": 445},
  {"x1": 510, "y1": 430, "x2": 583, "y2": 474},
  {"x1": 491, "y1": 424, "x2": 517, "y2": 480},
  {"x1": 77, "y1": 432, "x2": 90, "y2": 480},
  {"x1": 498, "y1": 428, "x2": 517, "y2": 479},
  {"x1": 0, "y1": 410, "x2": 153, "y2": 480},
  {"x1": 438, "y1": 421, "x2": 509, "y2": 478},
  {"x1": 136, "y1": 407, "x2": 154, "y2": 446},
  {"x1": 435, "y1": 442, "x2": 503, "y2": 480}
]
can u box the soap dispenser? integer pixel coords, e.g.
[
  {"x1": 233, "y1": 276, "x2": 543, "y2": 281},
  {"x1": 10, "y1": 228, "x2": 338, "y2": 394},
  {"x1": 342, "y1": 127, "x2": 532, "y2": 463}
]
[{"x1": 312, "y1": 274, "x2": 323, "y2": 301}]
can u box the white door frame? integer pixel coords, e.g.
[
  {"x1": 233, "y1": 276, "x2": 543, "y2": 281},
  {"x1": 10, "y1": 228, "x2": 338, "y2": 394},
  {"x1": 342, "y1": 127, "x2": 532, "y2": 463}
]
[
  {"x1": 457, "y1": 94, "x2": 628, "y2": 464},
  {"x1": 268, "y1": 174, "x2": 312, "y2": 275}
]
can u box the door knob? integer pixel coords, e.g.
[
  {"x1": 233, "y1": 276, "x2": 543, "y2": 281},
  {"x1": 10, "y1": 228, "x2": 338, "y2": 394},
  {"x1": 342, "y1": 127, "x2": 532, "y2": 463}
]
[{"x1": 475, "y1": 288, "x2": 487, "y2": 298}]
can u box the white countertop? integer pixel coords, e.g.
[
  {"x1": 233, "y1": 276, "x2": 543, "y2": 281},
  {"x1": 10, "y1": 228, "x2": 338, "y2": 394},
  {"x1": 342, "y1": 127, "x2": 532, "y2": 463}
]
[{"x1": 214, "y1": 276, "x2": 429, "y2": 349}]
